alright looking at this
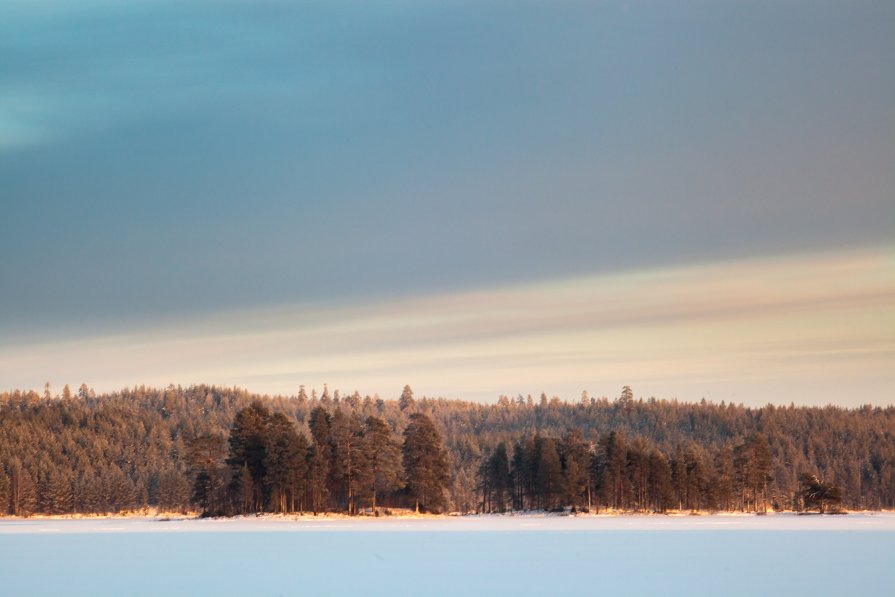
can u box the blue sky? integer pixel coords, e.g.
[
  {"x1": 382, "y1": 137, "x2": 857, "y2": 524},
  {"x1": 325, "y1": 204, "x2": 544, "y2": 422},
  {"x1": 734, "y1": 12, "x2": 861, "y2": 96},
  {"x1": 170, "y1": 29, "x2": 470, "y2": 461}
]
[{"x1": 1, "y1": 1, "x2": 893, "y2": 404}]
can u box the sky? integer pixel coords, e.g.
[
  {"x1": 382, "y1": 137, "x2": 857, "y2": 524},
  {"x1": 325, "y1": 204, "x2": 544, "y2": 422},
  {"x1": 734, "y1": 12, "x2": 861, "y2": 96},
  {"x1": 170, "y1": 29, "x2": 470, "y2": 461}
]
[{"x1": 1, "y1": 0, "x2": 893, "y2": 405}]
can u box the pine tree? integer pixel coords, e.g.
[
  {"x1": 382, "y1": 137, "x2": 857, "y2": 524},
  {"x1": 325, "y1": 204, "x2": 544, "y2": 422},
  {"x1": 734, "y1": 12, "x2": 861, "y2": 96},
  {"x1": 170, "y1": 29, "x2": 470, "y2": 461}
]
[
  {"x1": 264, "y1": 413, "x2": 306, "y2": 513},
  {"x1": 714, "y1": 445, "x2": 737, "y2": 511},
  {"x1": 747, "y1": 433, "x2": 773, "y2": 512},
  {"x1": 330, "y1": 410, "x2": 369, "y2": 515},
  {"x1": 536, "y1": 437, "x2": 563, "y2": 510},
  {"x1": 227, "y1": 401, "x2": 271, "y2": 513},
  {"x1": 648, "y1": 450, "x2": 674, "y2": 512},
  {"x1": 399, "y1": 385, "x2": 415, "y2": 412},
  {"x1": 511, "y1": 439, "x2": 530, "y2": 510},
  {"x1": 479, "y1": 442, "x2": 512, "y2": 512},
  {"x1": 599, "y1": 431, "x2": 629, "y2": 510},
  {"x1": 306, "y1": 444, "x2": 329, "y2": 515},
  {"x1": 683, "y1": 443, "x2": 708, "y2": 511},
  {"x1": 287, "y1": 433, "x2": 310, "y2": 513},
  {"x1": 560, "y1": 430, "x2": 592, "y2": 510},
  {"x1": 187, "y1": 434, "x2": 227, "y2": 516},
  {"x1": 619, "y1": 385, "x2": 634, "y2": 406},
  {"x1": 157, "y1": 467, "x2": 190, "y2": 513},
  {"x1": 800, "y1": 473, "x2": 843, "y2": 514},
  {"x1": 9, "y1": 461, "x2": 38, "y2": 516},
  {"x1": 402, "y1": 413, "x2": 450, "y2": 513},
  {"x1": 0, "y1": 468, "x2": 9, "y2": 515},
  {"x1": 364, "y1": 416, "x2": 403, "y2": 513},
  {"x1": 103, "y1": 466, "x2": 136, "y2": 513},
  {"x1": 627, "y1": 438, "x2": 651, "y2": 511},
  {"x1": 308, "y1": 406, "x2": 335, "y2": 507}
]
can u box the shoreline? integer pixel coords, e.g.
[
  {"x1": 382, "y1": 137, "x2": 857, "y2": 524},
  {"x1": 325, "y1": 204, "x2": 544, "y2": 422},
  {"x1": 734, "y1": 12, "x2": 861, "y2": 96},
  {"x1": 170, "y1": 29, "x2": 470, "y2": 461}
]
[{"x1": 3, "y1": 508, "x2": 893, "y2": 523}]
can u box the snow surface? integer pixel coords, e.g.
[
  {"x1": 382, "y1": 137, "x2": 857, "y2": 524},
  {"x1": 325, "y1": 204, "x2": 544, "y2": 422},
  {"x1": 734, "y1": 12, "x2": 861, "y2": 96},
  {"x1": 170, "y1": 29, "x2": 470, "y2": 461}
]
[{"x1": 1, "y1": 513, "x2": 893, "y2": 596}]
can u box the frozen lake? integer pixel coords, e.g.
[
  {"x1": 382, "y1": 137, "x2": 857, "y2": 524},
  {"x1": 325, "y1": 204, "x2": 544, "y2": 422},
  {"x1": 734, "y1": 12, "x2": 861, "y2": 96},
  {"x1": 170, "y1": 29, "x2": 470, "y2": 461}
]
[{"x1": 2, "y1": 513, "x2": 893, "y2": 596}]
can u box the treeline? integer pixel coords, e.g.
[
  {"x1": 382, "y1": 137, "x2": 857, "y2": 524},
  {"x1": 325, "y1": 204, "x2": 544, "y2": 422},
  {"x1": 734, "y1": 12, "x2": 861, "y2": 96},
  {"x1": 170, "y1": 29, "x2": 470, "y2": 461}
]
[
  {"x1": 0, "y1": 383, "x2": 893, "y2": 516},
  {"x1": 192, "y1": 399, "x2": 450, "y2": 516},
  {"x1": 479, "y1": 430, "x2": 776, "y2": 513}
]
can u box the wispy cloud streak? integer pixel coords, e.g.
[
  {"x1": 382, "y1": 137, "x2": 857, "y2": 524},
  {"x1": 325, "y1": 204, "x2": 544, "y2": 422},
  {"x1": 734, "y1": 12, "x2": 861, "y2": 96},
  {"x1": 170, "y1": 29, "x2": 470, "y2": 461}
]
[{"x1": 2, "y1": 246, "x2": 892, "y2": 405}]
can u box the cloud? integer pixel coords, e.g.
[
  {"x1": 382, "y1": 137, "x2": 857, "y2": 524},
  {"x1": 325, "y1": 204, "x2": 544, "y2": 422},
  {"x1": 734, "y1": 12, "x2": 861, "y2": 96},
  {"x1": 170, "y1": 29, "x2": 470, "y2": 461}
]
[
  {"x1": 0, "y1": 0, "x2": 344, "y2": 151},
  {"x1": 0, "y1": 92, "x2": 56, "y2": 149},
  {"x1": 2, "y1": 245, "x2": 892, "y2": 405},
  {"x1": 2, "y1": 0, "x2": 893, "y2": 331}
]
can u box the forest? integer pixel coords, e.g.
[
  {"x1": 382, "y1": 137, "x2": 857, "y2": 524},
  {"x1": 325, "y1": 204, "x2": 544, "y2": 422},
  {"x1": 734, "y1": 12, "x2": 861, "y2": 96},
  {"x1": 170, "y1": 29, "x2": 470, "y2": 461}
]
[{"x1": 0, "y1": 383, "x2": 892, "y2": 516}]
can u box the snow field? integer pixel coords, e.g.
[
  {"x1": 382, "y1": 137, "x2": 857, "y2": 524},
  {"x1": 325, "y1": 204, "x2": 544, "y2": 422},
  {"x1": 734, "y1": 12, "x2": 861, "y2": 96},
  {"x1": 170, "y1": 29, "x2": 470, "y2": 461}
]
[{"x1": 1, "y1": 514, "x2": 893, "y2": 596}]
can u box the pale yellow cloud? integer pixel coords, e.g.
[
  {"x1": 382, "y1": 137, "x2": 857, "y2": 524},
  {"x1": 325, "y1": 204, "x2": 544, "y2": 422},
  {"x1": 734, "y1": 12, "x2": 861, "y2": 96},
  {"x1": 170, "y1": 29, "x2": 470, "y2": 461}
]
[{"x1": 2, "y1": 246, "x2": 893, "y2": 405}]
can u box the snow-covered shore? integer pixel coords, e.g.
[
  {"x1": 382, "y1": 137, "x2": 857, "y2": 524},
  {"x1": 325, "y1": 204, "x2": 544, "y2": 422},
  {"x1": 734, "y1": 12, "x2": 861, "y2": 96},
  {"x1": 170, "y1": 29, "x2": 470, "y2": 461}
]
[{"x1": 2, "y1": 511, "x2": 894, "y2": 534}]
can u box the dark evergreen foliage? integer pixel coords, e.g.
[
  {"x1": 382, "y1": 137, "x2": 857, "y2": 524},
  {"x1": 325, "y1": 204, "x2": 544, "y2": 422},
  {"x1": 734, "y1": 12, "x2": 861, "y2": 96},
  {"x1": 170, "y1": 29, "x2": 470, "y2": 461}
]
[
  {"x1": 402, "y1": 413, "x2": 451, "y2": 513},
  {"x1": 364, "y1": 416, "x2": 403, "y2": 512},
  {"x1": 800, "y1": 474, "x2": 844, "y2": 513},
  {"x1": 227, "y1": 401, "x2": 270, "y2": 513},
  {"x1": 0, "y1": 384, "x2": 893, "y2": 515}
]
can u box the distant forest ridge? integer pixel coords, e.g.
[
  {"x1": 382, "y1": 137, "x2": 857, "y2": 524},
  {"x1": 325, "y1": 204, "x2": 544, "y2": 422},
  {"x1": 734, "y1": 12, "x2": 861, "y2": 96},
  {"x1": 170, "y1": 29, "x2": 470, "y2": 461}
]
[{"x1": 0, "y1": 383, "x2": 893, "y2": 516}]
